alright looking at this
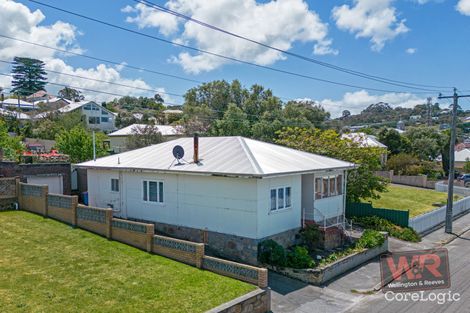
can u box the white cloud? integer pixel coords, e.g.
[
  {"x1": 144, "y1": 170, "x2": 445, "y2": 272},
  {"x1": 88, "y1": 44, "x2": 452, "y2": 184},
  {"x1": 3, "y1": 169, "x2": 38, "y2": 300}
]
[
  {"x1": 0, "y1": 0, "x2": 167, "y2": 103},
  {"x1": 315, "y1": 90, "x2": 426, "y2": 117},
  {"x1": 457, "y1": 0, "x2": 470, "y2": 15},
  {"x1": 124, "y1": 0, "x2": 337, "y2": 74},
  {"x1": 406, "y1": 47, "x2": 417, "y2": 54},
  {"x1": 332, "y1": 0, "x2": 409, "y2": 51}
]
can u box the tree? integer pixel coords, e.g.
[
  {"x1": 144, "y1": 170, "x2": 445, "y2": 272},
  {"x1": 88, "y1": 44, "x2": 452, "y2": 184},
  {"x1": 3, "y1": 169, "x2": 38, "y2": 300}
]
[
  {"x1": 404, "y1": 127, "x2": 445, "y2": 161},
  {"x1": 58, "y1": 87, "x2": 84, "y2": 102},
  {"x1": 211, "y1": 104, "x2": 251, "y2": 137},
  {"x1": 386, "y1": 153, "x2": 421, "y2": 175},
  {"x1": 11, "y1": 57, "x2": 47, "y2": 96},
  {"x1": 377, "y1": 128, "x2": 410, "y2": 155},
  {"x1": 464, "y1": 158, "x2": 470, "y2": 173},
  {"x1": 32, "y1": 111, "x2": 86, "y2": 140},
  {"x1": 276, "y1": 127, "x2": 388, "y2": 202},
  {"x1": 342, "y1": 110, "x2": 351, "y2": 119},
  {"x1": 55, "y1": 126, "x2": 108, "y2": 163},
  {"x1": 125, "y1": 125, "x2": 164, "y2": 150},
  {"x1": 0, "y1": 118, "x2": 24, "y2": 161}
]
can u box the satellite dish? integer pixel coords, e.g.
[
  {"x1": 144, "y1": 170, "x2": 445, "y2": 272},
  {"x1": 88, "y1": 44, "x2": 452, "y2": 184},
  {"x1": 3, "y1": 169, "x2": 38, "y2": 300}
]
[{"x1": 172, "y1": 145, "x2": 185, "y2": 160}]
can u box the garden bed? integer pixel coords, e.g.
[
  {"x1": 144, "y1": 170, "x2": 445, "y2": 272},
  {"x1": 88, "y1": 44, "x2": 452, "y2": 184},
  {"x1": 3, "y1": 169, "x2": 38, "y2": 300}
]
[{"x1": 268, "y1": 234, "x2": 388, "y2": 285}]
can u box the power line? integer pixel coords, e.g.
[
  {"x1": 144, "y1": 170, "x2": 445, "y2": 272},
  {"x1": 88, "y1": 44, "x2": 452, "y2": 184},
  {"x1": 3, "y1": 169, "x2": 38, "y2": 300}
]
[
  {"x1": 26, "y1": 0, "x2": 439, "y2": 95},
  {"x1": 0, "y1": 34, "x2": 203, "y2": 84},
  {"x1": 0, "y1": 59, "x2": 185, "y2": 99},
  {"x1": 133, "y1": 0, "x2": 452, "y2": 92}
]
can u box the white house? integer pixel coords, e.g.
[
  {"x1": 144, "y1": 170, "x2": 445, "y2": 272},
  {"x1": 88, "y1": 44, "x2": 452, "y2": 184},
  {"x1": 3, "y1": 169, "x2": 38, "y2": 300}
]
[
  {"x1": 107, "y1": 123, "x2": 183, "y2": 153},
  {"x1": 36, "y1": 101, "x2": 116, "y2": 132},
  {"x1": 341, "y1": 132, "x2": 388, "y2": 165},
  {"x1": 77, "y1": 136, "x2": 355, "y2": 264}
]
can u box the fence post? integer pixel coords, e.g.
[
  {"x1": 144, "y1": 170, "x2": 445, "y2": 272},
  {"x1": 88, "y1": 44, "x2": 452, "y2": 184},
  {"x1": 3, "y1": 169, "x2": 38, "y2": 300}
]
[
  {"x1": 195, "y1": 244, "x2": 205, "y2": 269},
  {"x1": 71, "y1": 195, "x2": 78, "y2": 227},
  {"x1": 258, "y1": 268, "x2": 268, "y2": 288},
  {"x1": 146, "y1": 224, "x2": 155, "y2": 253},
  {"x1": 43, "y1": 185, "x2": 49, "y2": 217},
  {"x1": 105, "y1": 209, "x2": 113, "y2": 239}
]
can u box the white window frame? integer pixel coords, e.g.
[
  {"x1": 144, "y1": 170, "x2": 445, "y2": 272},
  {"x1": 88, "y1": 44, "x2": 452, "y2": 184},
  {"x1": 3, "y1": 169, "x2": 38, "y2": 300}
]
[
  {"x1": 142, "y1": 180, "x2": 164, "y2": 204},
  {"x1": 315, "y1": 174, "x2": 344, "y2": 200},
  {"x1": 269, "y1": 186, "x2": 292, "y2": 212},
  {"x1": 111, "y1": 178, "x2": 119, "y2": 192}
]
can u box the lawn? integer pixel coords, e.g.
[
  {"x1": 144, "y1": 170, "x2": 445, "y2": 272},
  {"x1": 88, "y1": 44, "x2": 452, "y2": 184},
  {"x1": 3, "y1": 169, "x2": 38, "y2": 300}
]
[
  {"x1": 365, "y1": 185, "x2": 462, "y2": 218},
  {"x1": 0, "y1": 211, "x2": 255, "y2": 313}
]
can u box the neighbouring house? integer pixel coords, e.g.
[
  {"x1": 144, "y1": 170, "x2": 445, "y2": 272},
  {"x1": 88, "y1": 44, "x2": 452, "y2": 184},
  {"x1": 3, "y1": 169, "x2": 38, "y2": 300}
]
[
  {"x1": 25, "y1": 90, "x2": 51, "y2": 102},
  {"x1": 0, "y1": 157, "x2": 71, "y2": 195},
  {"x1": 77, "y1": 136, "x2": 355, "y2": 264},
  {"x1": 107, "y1": 124, "x2": 183, "y2": 153},
  {"x1": 454, "y1": 148, "x2": 470, "y2": 169},
  {"x1": 0, "y1": 108, "x2": 30, "y2": 121},
  {"x1": 409, "y1": 115, "x2": 421, "y2": 121},
  {"x1": 341, "y1": 132, "x2": 388, "y2": 165},
  {"x1": 32, "y1": 97, "x2": 70, "y2": 110},
  {"x1": 35, "y1": 101, "x2": 116, "y2": 132},
  {"x1": 1, "y1": 98, "x2": 36, "y2": 110}
]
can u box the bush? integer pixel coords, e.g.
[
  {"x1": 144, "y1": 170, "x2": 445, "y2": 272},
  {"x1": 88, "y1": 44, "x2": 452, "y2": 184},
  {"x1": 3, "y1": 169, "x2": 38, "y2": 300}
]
[
  {"x1": 352, "y1": 216, "x2": 421, "y2": 242},
  {"x1": 355, "y1": 229, "x2": 385, "y2": 249},
  {"x1": 286, "y1": 246, "x2": 314, "y2": 269},
  {"x1": 258, "y1": 240, "x2": 287, "y2": 267},
  {"x1": 299, "y1": 223, "x2": 320, "y2": 251}
]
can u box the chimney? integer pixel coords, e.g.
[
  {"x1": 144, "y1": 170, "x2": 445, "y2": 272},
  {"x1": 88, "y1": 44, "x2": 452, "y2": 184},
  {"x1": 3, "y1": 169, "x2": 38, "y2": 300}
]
[{"x1": 193, "y1": 133, "x2": 199, "y2": 163}]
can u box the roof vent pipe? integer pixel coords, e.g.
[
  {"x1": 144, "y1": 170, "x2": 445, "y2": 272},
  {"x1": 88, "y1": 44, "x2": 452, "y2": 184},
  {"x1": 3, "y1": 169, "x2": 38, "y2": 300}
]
[{"x1": 193, "y1": 133, "x2": 199, "y2": 163}]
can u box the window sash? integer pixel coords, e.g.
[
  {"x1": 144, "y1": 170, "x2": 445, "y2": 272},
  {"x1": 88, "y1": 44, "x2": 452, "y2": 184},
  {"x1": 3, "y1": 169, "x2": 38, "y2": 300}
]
[
  {"x1": 270, "y1": 189, "x2": 277, "y2": 210},
  {"x1": 337, "y1": 175, "x2": 343, "y2": 195},
  {"x1": 143, "y1": 180, "x2": 164, "y2": 203},
  {"x1": 270, "y1": 187, "x2": 291, "y2": 211},
  {"x1": 315, "y1": 177, "x2": 322, "y2": 200},
  {"x1": 149, "y1": 181, "x2": 158, "y2": 202},
  {"x1": 330, "y1": 176, "x2": 336, "y2": 196},
  {"x1": 111, "y1": 179, "x2": 119, "y2": 192},
  {"x1": 278, "y1": 188, "x2": 284, "y2": 209},
  {"x1": 285, "y1": 187, "x2": 291, "y2": 207}
]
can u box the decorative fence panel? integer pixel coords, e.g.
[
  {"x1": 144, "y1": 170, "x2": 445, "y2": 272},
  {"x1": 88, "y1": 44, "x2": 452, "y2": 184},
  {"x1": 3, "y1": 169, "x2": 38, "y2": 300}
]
[
  {"x1": 152, "y1": 235, "x2": 204, "y2": 268},
  {"x1": 111, "y1": 218, "x2": 154, "y2": 252},
  {"x1": 409, "y1": 196, "x2": 470, "y2": 234},
  {"x1": 346, "y1": 202, "x2": 409, "y2": 227},
  {"x1": 47, "y1": 194, "x2": 78, "y2": 225},
  {"x1": 18, "y1": 182, "x2": 48, "y2": 216},
  {"x1": 202, "y1": 256, "x2": 268, "y2": 288},
  {"x1": 76, "y1": 205, "x2": 112, "y2": 238}
]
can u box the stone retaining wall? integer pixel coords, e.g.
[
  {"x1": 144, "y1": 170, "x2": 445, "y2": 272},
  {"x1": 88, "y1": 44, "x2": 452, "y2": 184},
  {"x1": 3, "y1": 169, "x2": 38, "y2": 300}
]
[{"x1": 207, "y1": 288, "x2": 270, "y2": 313}]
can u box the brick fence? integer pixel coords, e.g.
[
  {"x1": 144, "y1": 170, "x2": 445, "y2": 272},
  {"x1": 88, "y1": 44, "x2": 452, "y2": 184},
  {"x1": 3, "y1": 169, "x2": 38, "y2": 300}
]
[{"x1": 10, "y1": 182, "x2": 268, "y2": 290}]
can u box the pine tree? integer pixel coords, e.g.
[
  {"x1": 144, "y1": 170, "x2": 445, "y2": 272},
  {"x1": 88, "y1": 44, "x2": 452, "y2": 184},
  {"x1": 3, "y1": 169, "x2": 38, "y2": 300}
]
[{"x1": 11, "y1": 57, "x2": 47, "y2": 97}]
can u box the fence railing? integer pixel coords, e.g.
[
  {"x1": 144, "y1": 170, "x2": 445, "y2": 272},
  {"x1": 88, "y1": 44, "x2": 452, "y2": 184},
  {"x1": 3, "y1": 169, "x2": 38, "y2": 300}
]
[
  {"x1": 10, "y1": 182, "x2": 268, "y2": 288},
  {"x1": 409, "y1": 196, "x2": 470, "y2": 234},
  {"x1": 346, "y1": 202, "x2": 409, "y2": 227}
]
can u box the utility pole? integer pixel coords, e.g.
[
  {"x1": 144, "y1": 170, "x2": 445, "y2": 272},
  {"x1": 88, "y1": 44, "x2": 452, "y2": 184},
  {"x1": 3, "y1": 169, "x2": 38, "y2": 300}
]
[
  {"x1": 438, "y1": 88, "x2": 470, "y2": 233},
  {"x1": 427, "y1": 97, "x2": 432, "y2": 126}
]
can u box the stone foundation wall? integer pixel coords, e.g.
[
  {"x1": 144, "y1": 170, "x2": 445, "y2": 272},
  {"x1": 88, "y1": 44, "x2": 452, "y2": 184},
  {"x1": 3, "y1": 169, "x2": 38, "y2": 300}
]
[{"x1": 144, "y1": 220, "x2": 299, "y2": 265}]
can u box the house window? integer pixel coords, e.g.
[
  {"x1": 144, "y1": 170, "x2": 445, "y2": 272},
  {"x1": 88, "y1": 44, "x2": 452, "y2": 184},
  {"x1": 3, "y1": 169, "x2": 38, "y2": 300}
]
[
  {"x1": 83, "y1": 104, "x2": 91, "y2": 110},
  {"x1": 101, "y1": 117, "x2": 109, "y2": 123},
  {"x1": 315, "y1": 174, "x2": 344, "y2": 199},
  {"x1": 88, "y1": 116, "x2": 100, "y2": 124},
  {"x1": 102, "y1": 110, "x2": 108, "y2": 115},
  {"x1": 270, "y1": 187, "x2": 291, "y2": 211},
  {"x1": 315, "y1": 177, "x2": 322, "y2": 199},
  {"x1": 143, "y1": 180, "x2": 163, "y2": 203},
  {"x1": 111, "y1": 178, "x2": 119, "y2": 192}
]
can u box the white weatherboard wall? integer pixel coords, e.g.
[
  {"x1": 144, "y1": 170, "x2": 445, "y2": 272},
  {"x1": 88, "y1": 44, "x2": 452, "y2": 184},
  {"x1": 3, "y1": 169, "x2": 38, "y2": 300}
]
[
  {"x1": 256, "y1": 175, "x2": 302, "y2": 238},
  {"x1": 87, "y1": 169, "x2": 259, "y2": 238}
]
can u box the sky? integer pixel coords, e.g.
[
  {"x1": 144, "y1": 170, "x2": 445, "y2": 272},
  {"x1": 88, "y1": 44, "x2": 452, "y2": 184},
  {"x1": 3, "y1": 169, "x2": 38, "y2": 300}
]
[{"x1": 0, "y1": 0, "x2": 469, "y2": 117}]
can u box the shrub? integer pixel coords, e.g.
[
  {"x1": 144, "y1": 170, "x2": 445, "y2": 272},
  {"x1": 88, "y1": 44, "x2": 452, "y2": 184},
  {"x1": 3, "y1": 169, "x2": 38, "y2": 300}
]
[
  {"x1": 352, "y1": 216, "x2": 421, "y2": 242},
  {"x1": 286, "y1": 246, "x2": 314, "y2": 269},
  {"x1": 299, "y1": 223, "x2": 320, "y2": 251},
  {"x1": 355, "y1": 229, "x2": 385, "y2": 249},
  {"x1": 258, "y1": 240, "x2": 287, "y2": 267}
]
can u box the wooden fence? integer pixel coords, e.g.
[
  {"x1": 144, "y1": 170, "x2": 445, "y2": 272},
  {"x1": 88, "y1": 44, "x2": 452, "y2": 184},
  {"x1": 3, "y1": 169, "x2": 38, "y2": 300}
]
[
  {"x1": 10, "y1": 182, "x2": 268, "y2": 288},
  {"x1": 346, "y1": 202, "x2": 409, "y2": 227}
]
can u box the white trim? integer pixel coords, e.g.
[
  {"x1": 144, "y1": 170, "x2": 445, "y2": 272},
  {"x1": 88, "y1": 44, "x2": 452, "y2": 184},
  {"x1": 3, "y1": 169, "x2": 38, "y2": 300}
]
[
  {"x1": 269, "y1": 186, "x2": 292, "y2": 213},
  {"x1": 141, "y1": 179, "x2": 165, "y2": 205}
]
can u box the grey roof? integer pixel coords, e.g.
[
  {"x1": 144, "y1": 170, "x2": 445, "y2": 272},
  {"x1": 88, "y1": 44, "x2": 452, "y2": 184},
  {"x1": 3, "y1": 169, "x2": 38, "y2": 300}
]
[
  {"x1": 77, "y1": 136, "x2": 355, "y2": 177},
  {"x1": 108, "y1": 124, "x2": 182, "y2": 137}
]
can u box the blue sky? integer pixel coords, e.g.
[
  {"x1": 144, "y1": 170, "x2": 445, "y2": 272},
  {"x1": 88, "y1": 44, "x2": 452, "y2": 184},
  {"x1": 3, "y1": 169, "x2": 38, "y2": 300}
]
[{"x1": 1, "y1": 0, "x2": 469, "y2": 116}]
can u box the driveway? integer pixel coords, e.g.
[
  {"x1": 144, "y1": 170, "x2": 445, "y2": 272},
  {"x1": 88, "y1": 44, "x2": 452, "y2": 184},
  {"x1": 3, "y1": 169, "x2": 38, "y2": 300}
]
[{"x1": 269, "y1": 213, "x2": 470, "y2": 313}]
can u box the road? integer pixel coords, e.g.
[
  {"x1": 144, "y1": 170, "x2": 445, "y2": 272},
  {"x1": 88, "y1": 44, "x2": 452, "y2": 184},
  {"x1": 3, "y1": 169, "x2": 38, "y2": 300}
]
[{"x1": 348, "y1": 229, "x2": 470, "y2": 313}]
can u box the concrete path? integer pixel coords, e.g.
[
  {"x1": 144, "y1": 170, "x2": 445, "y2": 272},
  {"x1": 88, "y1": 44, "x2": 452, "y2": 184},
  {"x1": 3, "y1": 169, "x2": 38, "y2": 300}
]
[{"x1": 269, "y1": 212, "x2": 470, "y2": 313}]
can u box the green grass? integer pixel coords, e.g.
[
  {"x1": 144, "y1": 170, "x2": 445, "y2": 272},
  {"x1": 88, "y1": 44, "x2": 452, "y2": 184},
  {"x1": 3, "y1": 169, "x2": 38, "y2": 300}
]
[
  {"x1": 365, "y1": 185, "x2": 462, "y2": 218},
  {"x1": 0, "y1": 211, "x2": 255, "y2": 313}
]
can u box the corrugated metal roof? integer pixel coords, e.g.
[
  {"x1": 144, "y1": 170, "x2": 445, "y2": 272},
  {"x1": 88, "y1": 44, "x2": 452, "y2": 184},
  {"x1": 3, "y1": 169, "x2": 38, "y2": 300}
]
[
  {"x1": 108, "y1": 124, "x2": 182, "y2": 137},
  {"x1": 77, "y1": 136, "x2": 355, "y2": 177},
  {"x1": 341, "y1": 133, "x2": 387, "y2": 148},
  {"x1": 0, "y1": 108, "x2": 30, "y2": 120},
  {"x1": 455, "y1": 149, "x2": 470, "y2": 162}
]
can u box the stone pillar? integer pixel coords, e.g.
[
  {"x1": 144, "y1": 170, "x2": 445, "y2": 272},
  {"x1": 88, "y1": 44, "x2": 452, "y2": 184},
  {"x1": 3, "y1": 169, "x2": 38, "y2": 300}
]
[
  {"x1": 42, "y1": 185, "x2": 49, "y2": 217},
  {"x1": 146, "y1": 224, "x2": 155, "y2": 253},
  {"x1": 105, "y1": 209, "x2": 113, "y2": 239},
  {"x1": 71, "y1": 195, "x2": 78, "y2": 227},
  {"x1": 195, "y1": 243, "x2": 205, "y2": 269},
  {"x1": 258, "y1": 268, "x2": 268, "y2": 288}
]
